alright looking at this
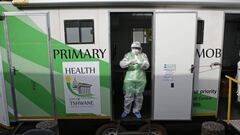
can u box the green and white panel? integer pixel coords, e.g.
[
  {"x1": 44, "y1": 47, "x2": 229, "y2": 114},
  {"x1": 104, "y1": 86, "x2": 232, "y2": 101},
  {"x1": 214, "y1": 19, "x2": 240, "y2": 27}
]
[
  {"x1": 6, "y1": 14, "x2": 54, "y2": 118},
  {"x1": 0, "y1": 4, "x2": 111, "y2": 119},
  {"x1": 192, "y1": 11, "x2": 224, "y2": 116}
]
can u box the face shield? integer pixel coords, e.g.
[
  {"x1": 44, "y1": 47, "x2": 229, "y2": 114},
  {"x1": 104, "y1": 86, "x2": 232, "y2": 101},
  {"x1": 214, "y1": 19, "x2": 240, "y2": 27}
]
[
  {"x1": 131, "y1": 41, "x2": 142, "y2": 54},
  {"x1": 131, "y1": 47, "x2": 141, "y2": 54}
]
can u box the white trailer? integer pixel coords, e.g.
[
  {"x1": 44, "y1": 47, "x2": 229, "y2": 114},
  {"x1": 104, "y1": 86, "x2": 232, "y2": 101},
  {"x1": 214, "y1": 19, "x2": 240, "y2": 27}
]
[{"x1": 0, "y1": 0, "x2": 240, "y2": 134}]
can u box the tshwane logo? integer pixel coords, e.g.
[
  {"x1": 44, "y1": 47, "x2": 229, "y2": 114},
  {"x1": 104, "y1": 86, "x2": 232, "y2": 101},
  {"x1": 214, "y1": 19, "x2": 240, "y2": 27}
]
[{"x1": 65, "y1": 75, "x2": 95, "y2": 98}]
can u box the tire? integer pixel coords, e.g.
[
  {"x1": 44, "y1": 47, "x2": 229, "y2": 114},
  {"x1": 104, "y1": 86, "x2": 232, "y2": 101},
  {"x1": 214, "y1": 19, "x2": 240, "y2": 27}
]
[
  {"x1": 35, "y1": 121, "x2": 58, "y2": 131},
  {"x1": 95, "y1": 123, "x2": 125, "y2": 135},
  {"x1": 138, "y1": 123, "x2": 167, "y2": 135}
]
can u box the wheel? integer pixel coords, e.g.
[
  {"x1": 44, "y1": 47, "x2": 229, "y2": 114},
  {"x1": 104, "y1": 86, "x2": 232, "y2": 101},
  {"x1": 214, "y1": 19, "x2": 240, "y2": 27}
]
[
  {"x1": 95, "y1": 123, "x2": 125, "y2": 135},
  {"x1": 138, "y1": 123, "x2": 167, "y2": 135}
]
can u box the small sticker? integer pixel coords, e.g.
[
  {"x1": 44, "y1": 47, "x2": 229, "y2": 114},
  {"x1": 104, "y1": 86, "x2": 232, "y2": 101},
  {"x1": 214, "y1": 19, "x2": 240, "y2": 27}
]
[{"x1": 163, "y1": 64, "x2": 176, "y2": 81}]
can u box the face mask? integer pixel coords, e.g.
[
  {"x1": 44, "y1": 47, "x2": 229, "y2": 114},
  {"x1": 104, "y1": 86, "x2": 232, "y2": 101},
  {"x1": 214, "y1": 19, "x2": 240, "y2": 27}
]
[{"x1": 132, "y1": 49, "x2": 140, "y2": 54}]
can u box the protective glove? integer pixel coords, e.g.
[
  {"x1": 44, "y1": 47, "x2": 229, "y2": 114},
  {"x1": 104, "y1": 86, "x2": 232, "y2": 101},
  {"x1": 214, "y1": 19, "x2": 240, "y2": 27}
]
[
  {"x1": 130, "y1": 59, "x2": 138, "y2": 65},
  {"x1": 140, "y1": 61, "x2": 150, "y2": 70},
  {"x1": 120, "y1": 58, "x2": 138, "y2": 68}
]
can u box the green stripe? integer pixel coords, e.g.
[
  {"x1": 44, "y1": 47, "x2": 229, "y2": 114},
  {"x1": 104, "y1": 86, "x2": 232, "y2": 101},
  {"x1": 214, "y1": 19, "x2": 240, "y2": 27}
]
[
  {"x1": 2, "y1": 60, "x2": 13, "y2": 109},
  {"x1": 2, "y1": 62, "x2": 80, "y2": 117},
  {"x1": 3, "y1": 61, "x2": 54, "y2": 115},
  {"x1": 1, "y1": 47, "x2": 52, "y2": 93},
  {"x1": 0, "y1": 12, "x2": 110, "y2": 88},
  {"x1": 3, "y1": 62, "x2": 65, "y2": 116},
  {"x1": 0, "y1": 4, "x2": 111, "y2": 117},
  {"x1": 192, "y1": 93, "x2": 217, "y2": 114},
  {"x1": 1, "y1": 46, "x2": 65, "y2": 100},
  {"x1": 5, "y1": 81, "x2": 50, "y2": 116},
  {"x1": 100, "y1": 87, "x2": 111, "y2": 116}
]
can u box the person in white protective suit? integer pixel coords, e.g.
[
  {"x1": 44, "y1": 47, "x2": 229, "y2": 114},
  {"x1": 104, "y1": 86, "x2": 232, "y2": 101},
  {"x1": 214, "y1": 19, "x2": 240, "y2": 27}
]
[{"x1": 119, "y1": 41, "x2": 150, "y2": 119}]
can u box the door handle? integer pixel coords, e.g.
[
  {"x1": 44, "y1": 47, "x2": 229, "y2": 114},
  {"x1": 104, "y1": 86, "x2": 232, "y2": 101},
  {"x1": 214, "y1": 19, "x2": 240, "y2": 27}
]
[
  {"x1": 11, "y1": 66, "x2": 18, "y2": 76},
  {"x1": 191, "y1": 64, "x2": 195, "y2": 73}
]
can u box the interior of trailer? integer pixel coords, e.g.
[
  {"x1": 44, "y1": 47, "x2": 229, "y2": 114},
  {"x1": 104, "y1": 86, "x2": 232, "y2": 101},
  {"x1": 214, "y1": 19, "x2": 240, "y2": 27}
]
[
  {"x1": 110, "y1": 12, "x2": 152, "y2": 120},
  {"x1": 218, "y1": 13, "x2": 240, "y2": 120}
]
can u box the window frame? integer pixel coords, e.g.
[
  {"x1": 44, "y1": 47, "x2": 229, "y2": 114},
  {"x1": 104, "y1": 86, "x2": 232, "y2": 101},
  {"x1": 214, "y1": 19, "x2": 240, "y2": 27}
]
[
  {"x1": 196, "y1": 19, "x2": 204, "y2": 44},
  {"x1": 132, "y1": 27, "x2": 152, "y2": 44},
  {"x1": 64, "y1": 19, "x2": 95, "y2": 44}
]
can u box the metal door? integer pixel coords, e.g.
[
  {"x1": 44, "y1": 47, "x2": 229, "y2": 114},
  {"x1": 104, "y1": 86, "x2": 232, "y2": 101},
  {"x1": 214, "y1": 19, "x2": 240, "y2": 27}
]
[
  {"x1": 2, "y1": 11, "x2": 56, "y2": 120},
  {"x1": 153, "y1": 11, "x2": 197, "y2": 120}
]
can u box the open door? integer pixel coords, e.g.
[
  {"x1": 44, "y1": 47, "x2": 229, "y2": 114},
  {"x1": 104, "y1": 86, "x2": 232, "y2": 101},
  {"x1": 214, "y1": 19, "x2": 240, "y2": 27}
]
[
  {"x1": 110, "y1": 12, "x2": 152, "y2": 119},
  {"x1": 218, "y1": 13, "x2": 240, "y2": 127},
  {"x1": 153, "y1": 11, "x2": 197, "y2": 120},
  {"x1": 2, "y1": 11, "x2": 56, "y2": 120}
]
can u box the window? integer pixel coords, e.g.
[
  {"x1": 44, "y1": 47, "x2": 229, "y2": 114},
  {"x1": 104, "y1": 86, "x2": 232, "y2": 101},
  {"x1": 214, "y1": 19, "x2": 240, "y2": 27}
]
[
  {"x1": 132, "y1": 28, "x2": 152, "y2": 44},
  {"x1": 197, "y1": 20, "x2": 204, "y2": 44},
  {"x1": 64, "y1": 20, "x2": 94, "y2": 44}
]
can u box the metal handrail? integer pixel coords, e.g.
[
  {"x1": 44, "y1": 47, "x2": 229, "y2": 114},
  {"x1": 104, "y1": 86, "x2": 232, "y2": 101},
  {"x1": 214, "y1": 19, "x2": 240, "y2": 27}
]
[{"x1": 225, "y1": 75, "x2": 240, "y2": 125}]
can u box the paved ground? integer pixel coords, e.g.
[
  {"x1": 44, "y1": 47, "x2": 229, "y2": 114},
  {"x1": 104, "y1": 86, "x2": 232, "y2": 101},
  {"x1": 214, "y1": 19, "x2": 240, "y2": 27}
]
[{"x1": 229, "y1": 120, "x2": 240, "y2": 132}]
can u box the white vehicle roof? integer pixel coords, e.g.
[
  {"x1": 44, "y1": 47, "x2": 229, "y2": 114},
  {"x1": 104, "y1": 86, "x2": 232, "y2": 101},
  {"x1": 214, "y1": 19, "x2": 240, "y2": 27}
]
[{"x1": 10, "y1": 0, "x2": 240, "y2": 8}]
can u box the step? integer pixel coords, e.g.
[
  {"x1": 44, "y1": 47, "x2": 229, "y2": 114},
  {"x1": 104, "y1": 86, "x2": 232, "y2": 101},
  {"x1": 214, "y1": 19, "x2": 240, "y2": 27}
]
[{"x1": 229, "y1": 120, "x2": 240, "y2": 132}]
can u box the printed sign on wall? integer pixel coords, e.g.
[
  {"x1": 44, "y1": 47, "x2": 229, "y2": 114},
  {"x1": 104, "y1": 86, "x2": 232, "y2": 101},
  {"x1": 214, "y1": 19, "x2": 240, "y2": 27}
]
[
  {"x1": 62, "y1": 61, "x2": 101, "y2": 115},
  {"x1": 163, "y1": 64, "x2": 176, "y2": 81},
  {"x1": 191, "y1": 11, "x2": 225, "y2": 115}
]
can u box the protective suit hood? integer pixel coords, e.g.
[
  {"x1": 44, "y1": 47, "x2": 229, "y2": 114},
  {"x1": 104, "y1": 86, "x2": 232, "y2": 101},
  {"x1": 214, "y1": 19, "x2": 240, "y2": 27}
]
[
  {"x1": 131, "y1": 41, "x2": 142, "y2": 54},
  {"x1": 131, "y1": 41, "x2": 142, "y2": 50}
]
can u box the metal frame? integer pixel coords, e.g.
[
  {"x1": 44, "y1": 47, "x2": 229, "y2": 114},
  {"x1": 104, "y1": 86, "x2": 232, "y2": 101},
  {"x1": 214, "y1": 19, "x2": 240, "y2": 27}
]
[
  {"x1": 192, "y1": 11, "x2": 199, "y2": 120},
  {"x1": 2, "y1": 14, "x2": 18, "y2": 121},
  {"x1": 224, "y1": 10, "x2": 240, "y2": 14},
  {"x1": 152, "y1": 11, "x2": 198, "y2": 121},
  {"x1": 108, "y1": 10, "x2": 154, "y2": 121},
  {"x1": 151, "y1": 11, "x2": 156, "y2": 120},
  {"x1": 108, "y1": 8, "x2": 155, "y2": 121},
  {"x1": 108, "y1": 11, "x2": 113, "y2": 120},
  {"x1": 2, "y1": 11, "x2": 57, "y2": 121},
  {"x1": 64, "y1": 19, "x2": 95, "y2": 45},
  {"x1": 3, "y1": 11, "x2": 49, "y2": 16},
  {"x1": 12, "y1": 0, "x2": 240, "y2": 8},
  {"x1": 216, "y1": 11, "x2": 226, "y2": 118},
  {"x1": 0, "y1": 47, "x2": 10, "y2": 126},
  {"x1": 225, "y1": 75, "x2": 240, "y2": 125}
]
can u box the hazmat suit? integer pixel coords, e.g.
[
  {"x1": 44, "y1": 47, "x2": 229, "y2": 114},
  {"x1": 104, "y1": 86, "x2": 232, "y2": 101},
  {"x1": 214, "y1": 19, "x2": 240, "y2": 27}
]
[{"x1": 119, "y1": 41, "x2": 150, "y2": 119}]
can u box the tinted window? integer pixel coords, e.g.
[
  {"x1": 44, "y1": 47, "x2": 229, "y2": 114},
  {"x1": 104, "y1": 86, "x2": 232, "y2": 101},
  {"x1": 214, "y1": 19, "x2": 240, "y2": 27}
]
[{"x1": 64, "y1": 20, "x2": 94, "y2": 44}]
